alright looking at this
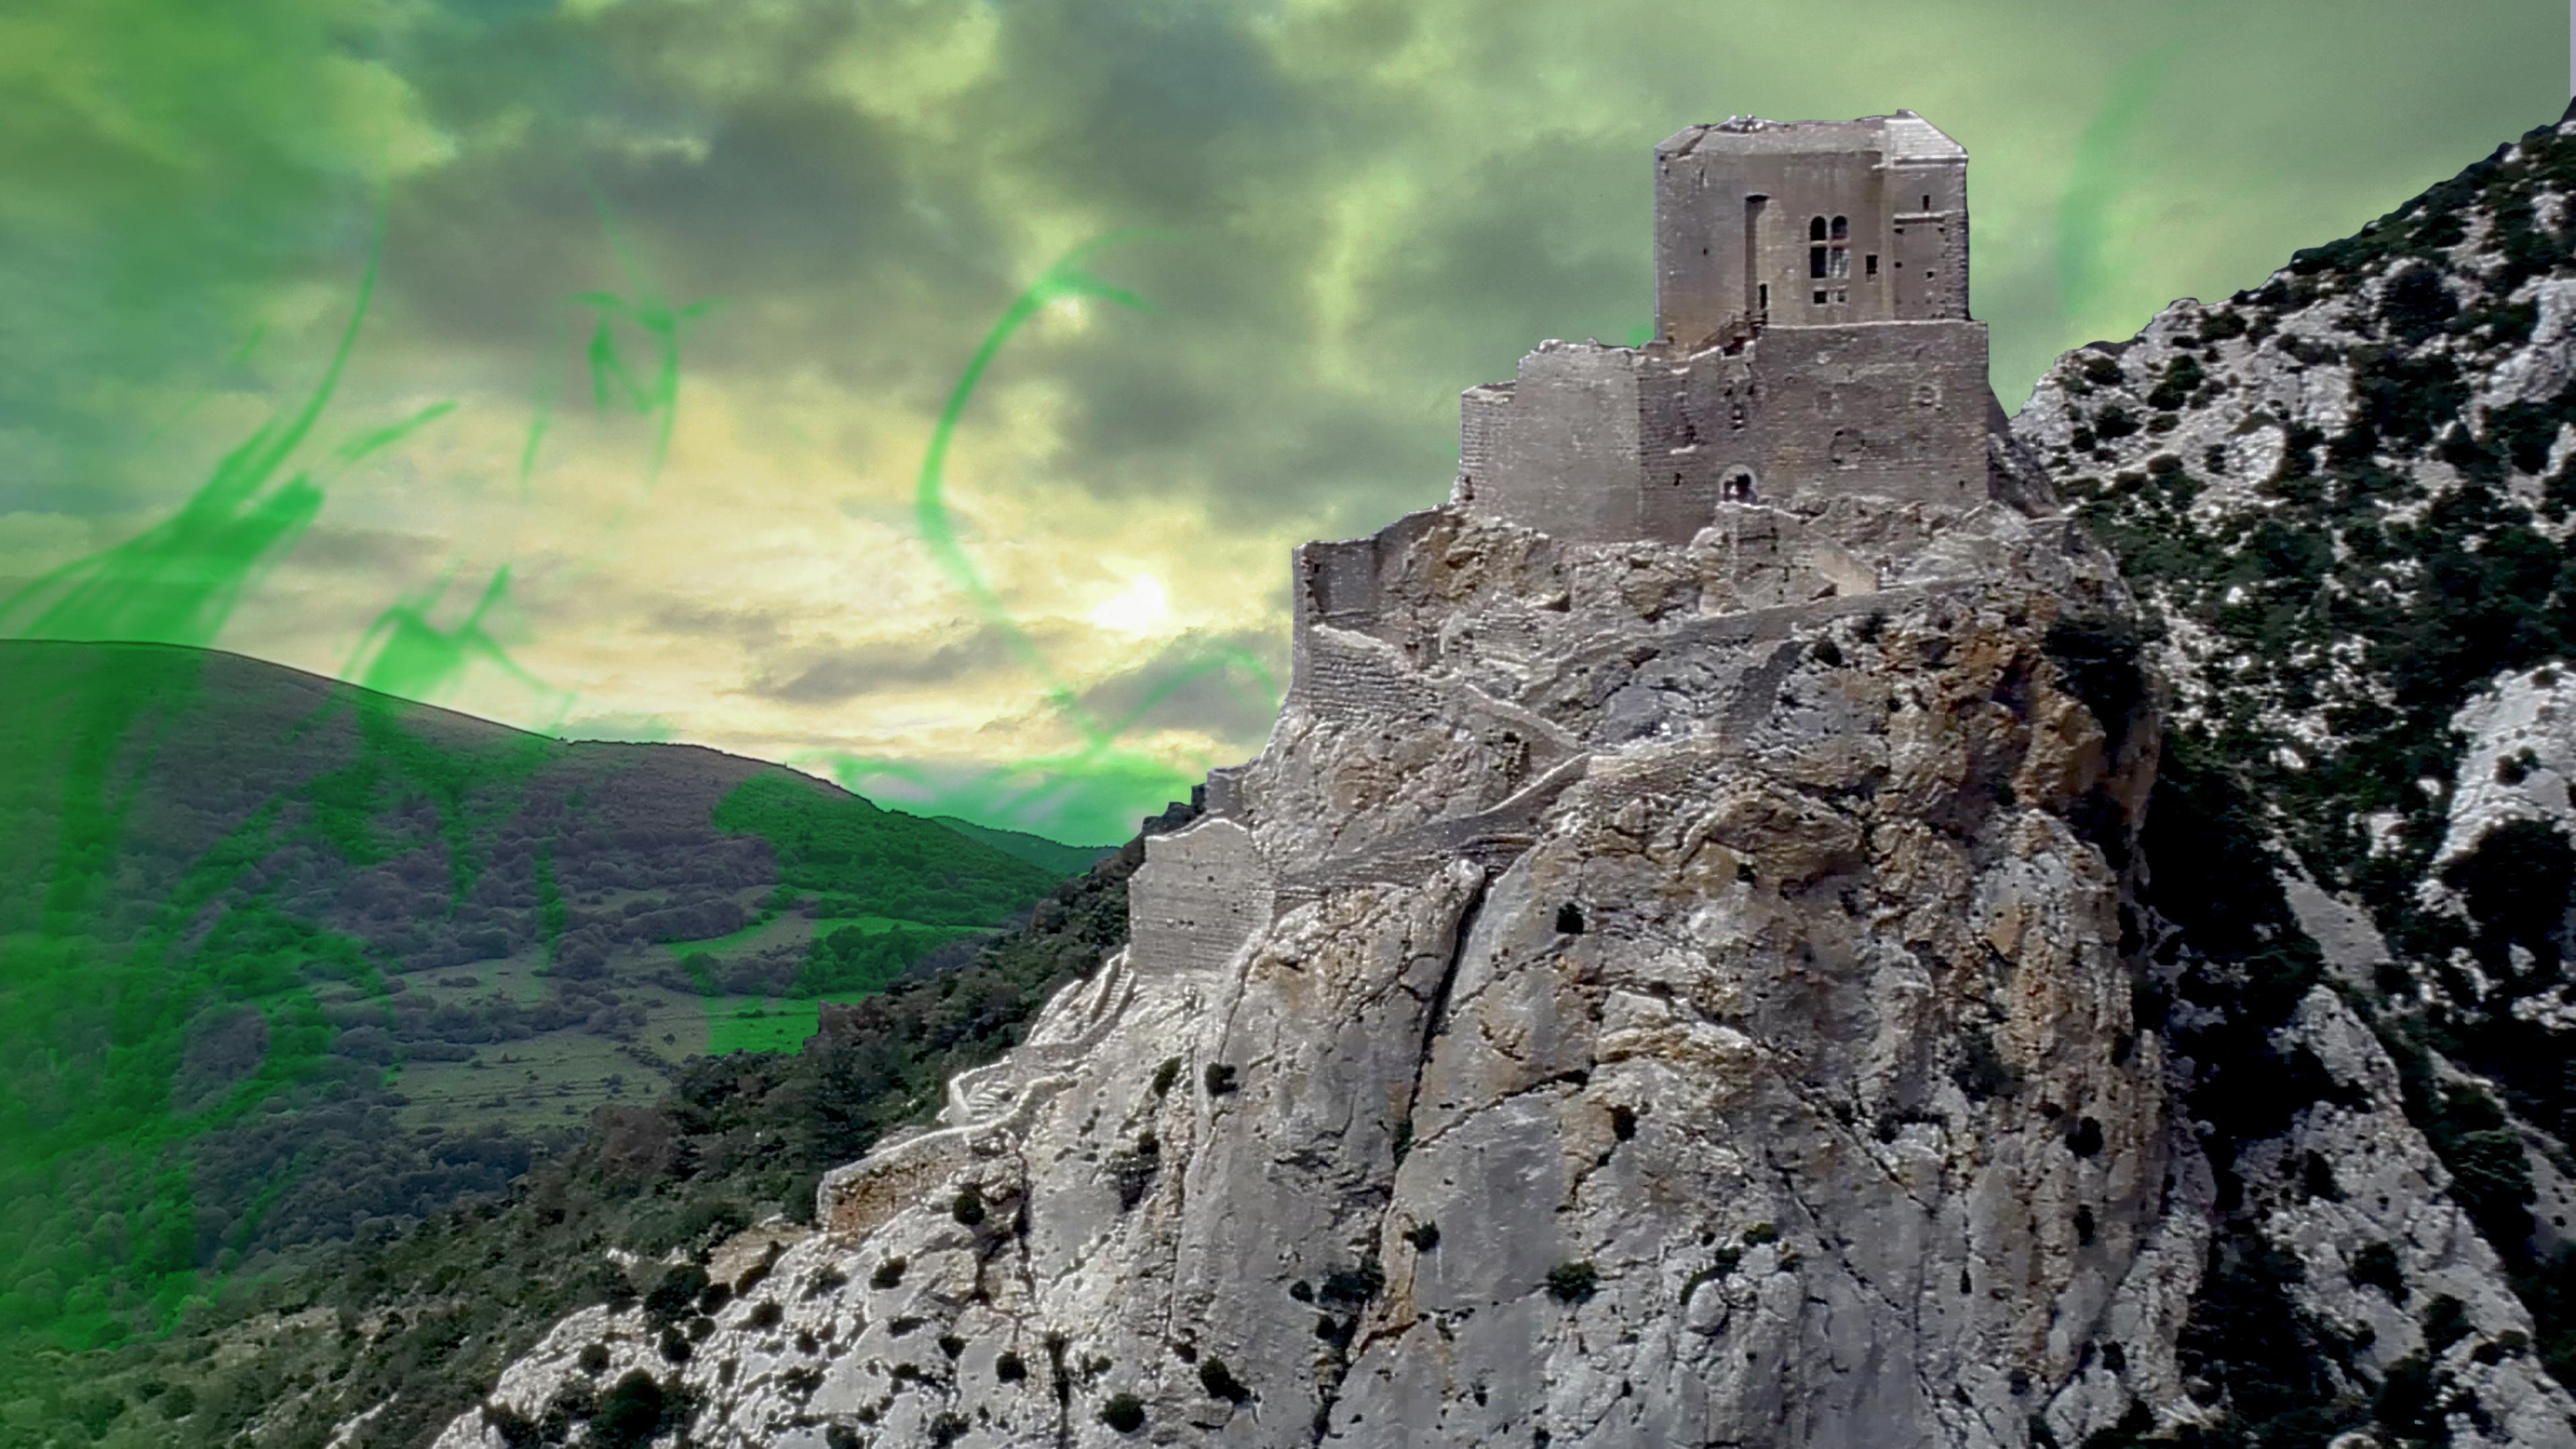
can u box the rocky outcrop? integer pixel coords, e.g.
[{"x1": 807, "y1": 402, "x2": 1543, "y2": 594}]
[
  {"x1": 2014, "y1": 108, "x2": 2576, "y2": 1446},
  {"x1": 427, "y1": 476, "x2": 2216, "y2": 1447},
  {"x1": 415, "y1": 105, "x2": 2576, "y2": 1449}
]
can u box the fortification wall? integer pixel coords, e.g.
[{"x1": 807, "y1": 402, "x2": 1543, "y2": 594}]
[
  {"x1": 1126, "y1": 816, "x2": 1274, "y2": 977},
  {"x1": 1293, "y1": 623, "x2": 1446, "y2": 718},
  {"x1": 1747, "y1": 320, "x2": 1990, "y2": 508},
  {"x1": 1474, "y1": 341, "x2": 1643, "y2": 543},
  {"x1": 1459, "y1": 383, "x2": 1513, "y2": 495},
  {"x1": 1289, "y1": 537, "x2": 1379, "y2": 696},
  {"x1": 1203, "y1": 763, "x2": 1250, "y2": 821}
]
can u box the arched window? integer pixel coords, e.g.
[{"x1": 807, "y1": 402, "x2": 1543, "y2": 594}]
[{"x1": 1811, "y1": 215, "x2": 1851, "y2": 295}]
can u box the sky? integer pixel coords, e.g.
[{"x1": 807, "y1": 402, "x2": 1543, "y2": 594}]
[{"x1": 0, "y1": 0, "x2": 2563, "y2": 845}]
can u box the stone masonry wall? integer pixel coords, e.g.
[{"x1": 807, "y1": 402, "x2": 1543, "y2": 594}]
[
  {"x1": 1472, "y1": 341, "x2": 1644, "y2": 543},
  {"x1": 1752, "y1": 319, "x2": 1990, "y2": 508},
  {"x1": 1125, "y1": 816, "x2": 1273, "y2": 977}
]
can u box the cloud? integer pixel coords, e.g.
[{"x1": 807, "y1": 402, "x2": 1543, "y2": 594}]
[
  {"x1": 1071, "y1": 629, "x2": 1287, "y2": 745},
  {"x1": 5, "y1": 0, "x2": 2564, "y2": 837},
  {"x1": 743, "y1": 625, "x2": 1030, "y2": 705}
]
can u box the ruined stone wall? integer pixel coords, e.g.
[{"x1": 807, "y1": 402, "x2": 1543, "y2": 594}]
[
  {"x1": 1746, "y1": 319, "x2": 1990, "y2": 509},
  {"x1": 1202, "y1": 763, "x2": 1250, "y2": 822},
  {"x1": 1289, "y1": 537, "x2": 1383, "y2": 697},
  {"x1": 1458, "y1": 382, "x2": 1512, "y2": 496},
  {"x1": 1125, "y1": 816, "x2": 1273, "y2": 976},
  {"x1": 1638, "y1": 343, "x2": 1764, "y2": 541},
  {"x1": 1472, "y1": 341, "x2": 1642, "y2": 544},
  {"x1": 1459, "y1": 321, "x2": 1990, "y2": 544},
  {"x1": 1293, "y1": 624, "x2": 1445, "y2": 719}
]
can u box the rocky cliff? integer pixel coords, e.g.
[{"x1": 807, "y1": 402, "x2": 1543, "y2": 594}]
[
  {"x1": 415, "y1": 110, "x2": 2576, "y2": 1449},
  {"x1": 429, "y1": 467, "x2": 2214, "y2": 1449}
]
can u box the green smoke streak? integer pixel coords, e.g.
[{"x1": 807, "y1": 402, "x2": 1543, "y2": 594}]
[
  {"x1": 915, "y1": 233, "x2": 1159, "y2": 741},
  {"x1": 341, "y1": 567, "x2": 573, "y2": 728},
  {"x1": 873, "y1": 235, "x2": 1283, "y2": 843},
  {"x1": 2054, "y1": 30, "x2": 2198, "y2": 332},
  {"x1": 559, "y1": 184, "x2": 720, "y2": 492}
]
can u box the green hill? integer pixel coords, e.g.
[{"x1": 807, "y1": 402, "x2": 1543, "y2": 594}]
[
  {"x1": 932, "y1": 814, "x2": 1118, "y2": 875},
  {"x1": 0, "y1": 639, "x2": 1077, "y2": 1366}
]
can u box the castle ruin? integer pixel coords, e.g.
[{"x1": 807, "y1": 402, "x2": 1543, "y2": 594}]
[
  {"x1": 1120, "y1": 113, "x2": 2004, "y2": 988},
  {"x1": 824, "y1": 115, "x2": 2021, "y2": 1241},
  {"x1": 1459, "y1": 112, "x2": 1987, "y2": 542}
]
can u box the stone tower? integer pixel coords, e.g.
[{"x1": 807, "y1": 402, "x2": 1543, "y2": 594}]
[
  {"x1": 1653, "y1": 112, "x2": 1970, "y2": 347},
  {"x1": 1452, "y1": 112, "x2": 1993, "y2": 543}
]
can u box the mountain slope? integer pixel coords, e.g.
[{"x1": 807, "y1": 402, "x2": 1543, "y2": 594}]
[
  {"x1": 931, "y1": 816, "x2": 1117, "y2": 877},
  {"x1": 0, "y1": 639, "x2": 1077, "y2": 1372},
  {"x1": 2010, "y1": 104, "x2": 2576, "y2": 1444}
]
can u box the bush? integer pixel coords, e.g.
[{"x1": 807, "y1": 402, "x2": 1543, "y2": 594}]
[
  {"x1": 643, "y1": 1264, "x2": 708, "y2": 1324},
  {"x1": 158, "y1": 1383, "x2": 197, "y2": 1420},
  {"x1": 1199, "y1": 1357, "x2": 1250, "y2": 1403},
  {"x1": 594, "y1": 1369, "x2": 669, "y2": 1449},
  {"x1": 2349, "y1": 1241, "x2": 2408, "y2": 1303},
  {"x1": 1100, "y1": 1392, "x2": 1146, "y2": 1432},
  {"x1": 1546, "y1": 1260, "x2": 1599, "y2": 1303},
  {"x1": 1952, "y1": 1028, "x2": 2021, "y2": 1102}
]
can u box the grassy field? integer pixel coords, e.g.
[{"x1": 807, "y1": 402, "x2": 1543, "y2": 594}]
[{"x1": 365, "y1": 893, "x2": 997, "y2": 1136}]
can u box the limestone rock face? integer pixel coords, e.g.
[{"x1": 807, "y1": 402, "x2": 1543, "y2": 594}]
[
  {"x1": 429, "y1": 491, "x2": 2204, "y2": 1448},
  {"x1": 2009, "y1": 111, "x2": 2576, "y2": 1446}
]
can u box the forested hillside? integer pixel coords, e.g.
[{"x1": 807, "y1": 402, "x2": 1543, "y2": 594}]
[{"x1": 0, "y1": 640, "x2": 1078, "y2": 1411}]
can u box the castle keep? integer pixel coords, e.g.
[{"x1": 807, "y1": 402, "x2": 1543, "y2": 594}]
[{"x1": 1459, "y1": 112, "x2": 1987, "y2": 542}]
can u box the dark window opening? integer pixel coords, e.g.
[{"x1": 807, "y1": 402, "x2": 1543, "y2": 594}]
[
  {"x1": 1921, "y1": 193, "x2": 1931, "y2": 209},
  {"x1": 1809, "y1": 215, "x2": 1827, "y2": 240},
  {"x1": 1810, "y1": 246, "x2": 1828, "y2": 278},
  {"x1": 1829, "y1": 215, "x2": 1847, "y2": 240},
  {"x1": 1813, "y1": 289, "x2": 1828, "y2": 304},
  {"x1": 1757, "y1": 282, "x2": 1768, "y2": 312},
  {"x1": 1866, "y1": 254, "x2": 1878, "y2": 277}
]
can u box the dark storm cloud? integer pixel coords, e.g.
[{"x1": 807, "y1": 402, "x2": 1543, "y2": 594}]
[
  {"x1": 286, "y1": 525, "x2": 440, "y2": 574},
  {"x1": 1072, "y1": 629, "x2": 1289, "y2": 742}
]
